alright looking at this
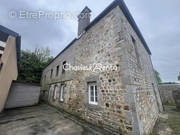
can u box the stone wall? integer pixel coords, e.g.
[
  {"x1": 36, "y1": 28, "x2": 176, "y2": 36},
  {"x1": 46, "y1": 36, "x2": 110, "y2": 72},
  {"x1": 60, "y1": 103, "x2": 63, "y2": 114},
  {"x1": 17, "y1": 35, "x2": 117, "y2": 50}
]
[
  {"x1": 159, "y1": 84, "x2": 180, "y2": 104},
  {"x1": 172, "y1": 90, "x2": 180, "y2": 111},
  {"x1": 121, "y1": 6, "x2": 163, "y2": 134},
  {"x1": 41, "y1": 5, "x2": 161, "y2": 135}
]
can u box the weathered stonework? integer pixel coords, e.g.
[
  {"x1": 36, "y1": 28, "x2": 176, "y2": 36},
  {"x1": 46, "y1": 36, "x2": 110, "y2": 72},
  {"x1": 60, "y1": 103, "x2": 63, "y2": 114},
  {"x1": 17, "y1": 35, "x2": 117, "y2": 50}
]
[
  {"x1": 159, "y1": 84, "x2": 180, "y2": 104},
  {"x1": 172, "y1": 90, "x2": 180, "y2": 111},
  {"x1": 41, "y1": 1, "x2": 163, "y2": 135}
]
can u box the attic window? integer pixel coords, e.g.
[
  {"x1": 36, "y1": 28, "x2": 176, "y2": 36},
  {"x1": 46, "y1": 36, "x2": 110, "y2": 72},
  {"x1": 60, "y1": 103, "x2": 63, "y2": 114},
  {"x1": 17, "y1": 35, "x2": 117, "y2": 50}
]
[
  {"x1": 56, "y1": 65, "x2": 59, "y2": 76},
  {"x1": 50, "y1": 69, "x2": 53, "y2": 78},
  {"x1": 62, "y1": 61, "x2": 66, "y2": 73}
]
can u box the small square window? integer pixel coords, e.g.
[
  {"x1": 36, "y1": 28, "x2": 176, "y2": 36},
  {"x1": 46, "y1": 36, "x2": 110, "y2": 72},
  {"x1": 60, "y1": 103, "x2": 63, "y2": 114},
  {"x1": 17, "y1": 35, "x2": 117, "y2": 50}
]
[{"x1": 88, "y1": 83, "x2": 98, "y2": 105}]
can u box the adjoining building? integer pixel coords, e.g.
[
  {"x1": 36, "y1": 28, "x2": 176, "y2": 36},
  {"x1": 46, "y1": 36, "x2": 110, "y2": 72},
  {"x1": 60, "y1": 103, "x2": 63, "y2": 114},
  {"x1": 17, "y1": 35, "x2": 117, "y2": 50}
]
[
  {"x1": 0, "y1": 25, "x2": 21, "y2": 112},
  {"x1": 41, "y1": 0, "x2": 163, "y2": 134}
]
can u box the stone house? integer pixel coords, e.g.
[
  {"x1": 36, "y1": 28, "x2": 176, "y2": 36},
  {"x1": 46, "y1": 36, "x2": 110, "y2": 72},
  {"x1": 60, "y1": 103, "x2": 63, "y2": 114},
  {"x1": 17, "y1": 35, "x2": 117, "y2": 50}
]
[
  {"x1": 41, "y1": 0, "x2": 163, "y2": 134},
  {"x1": 0, "y1": 25, "x2": 21, "y2": 112}
]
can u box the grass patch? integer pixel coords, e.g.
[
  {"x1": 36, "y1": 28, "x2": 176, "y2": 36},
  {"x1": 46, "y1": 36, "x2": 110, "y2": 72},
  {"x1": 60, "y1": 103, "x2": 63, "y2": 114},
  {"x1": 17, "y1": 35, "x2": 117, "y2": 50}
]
[
  {"x1": 164, "y1": 105, "x2": 180, "y2": 135},
  {"x1": 164, "y1": 103, "x2": 176, "y2": 107}
]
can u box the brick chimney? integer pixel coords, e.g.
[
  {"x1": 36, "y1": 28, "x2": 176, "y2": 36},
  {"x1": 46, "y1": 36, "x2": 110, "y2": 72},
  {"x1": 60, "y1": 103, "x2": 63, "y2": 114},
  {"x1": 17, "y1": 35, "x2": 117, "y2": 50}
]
[{"x1": 78, "y1": 6, "x2": 91, "y2": 37}]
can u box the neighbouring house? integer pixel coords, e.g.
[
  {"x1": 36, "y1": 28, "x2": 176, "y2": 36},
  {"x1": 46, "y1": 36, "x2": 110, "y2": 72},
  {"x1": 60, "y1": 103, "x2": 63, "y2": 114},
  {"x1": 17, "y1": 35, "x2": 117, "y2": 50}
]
[
  {"x1": 0, "y1": 25, "x2": 21, "y2": 112},
  {"x1": 41, "y1": 0, "x2": 163, "y2": 134}
]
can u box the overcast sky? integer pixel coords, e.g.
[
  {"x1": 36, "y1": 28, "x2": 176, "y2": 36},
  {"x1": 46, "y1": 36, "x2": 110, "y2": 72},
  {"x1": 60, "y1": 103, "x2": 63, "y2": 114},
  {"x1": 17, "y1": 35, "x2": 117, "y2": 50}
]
[{"x1": 0, "y1": 0, "x2": 180, "y2": 82}]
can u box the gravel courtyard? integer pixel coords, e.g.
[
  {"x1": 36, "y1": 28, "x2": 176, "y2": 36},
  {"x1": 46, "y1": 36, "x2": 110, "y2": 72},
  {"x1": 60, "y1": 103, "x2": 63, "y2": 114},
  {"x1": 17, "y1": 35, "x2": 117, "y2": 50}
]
[{"x1": 0, "y1": 104, "x2": 103, "y2": 135}]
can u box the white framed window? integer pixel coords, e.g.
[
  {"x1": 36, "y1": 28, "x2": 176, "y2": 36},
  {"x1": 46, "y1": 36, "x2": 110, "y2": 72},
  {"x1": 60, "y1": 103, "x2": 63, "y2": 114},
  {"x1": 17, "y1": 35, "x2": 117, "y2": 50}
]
[
  {"x1": 53, "y1": 85, "x2": 57, "y2": 100},
  {"x1": 88, "y1": 83, "x2": 98, "y2": 105},
  {"x1": 60, "y1": 85, "x2": 65, "y2": 102}
]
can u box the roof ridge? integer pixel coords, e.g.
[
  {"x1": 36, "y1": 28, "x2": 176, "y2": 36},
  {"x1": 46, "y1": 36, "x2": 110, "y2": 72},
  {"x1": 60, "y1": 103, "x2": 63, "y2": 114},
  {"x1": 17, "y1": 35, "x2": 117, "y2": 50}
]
[{"x1": 44, "y1": 0, "x2": 151, "y2": 69}]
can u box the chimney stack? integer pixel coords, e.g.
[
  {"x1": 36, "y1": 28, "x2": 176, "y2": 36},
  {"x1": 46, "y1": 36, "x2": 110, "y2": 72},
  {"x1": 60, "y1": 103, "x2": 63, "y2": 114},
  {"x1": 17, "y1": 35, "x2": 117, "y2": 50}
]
[{"x1": 78, "y1": 6, "x2": 91, "y2": 37}]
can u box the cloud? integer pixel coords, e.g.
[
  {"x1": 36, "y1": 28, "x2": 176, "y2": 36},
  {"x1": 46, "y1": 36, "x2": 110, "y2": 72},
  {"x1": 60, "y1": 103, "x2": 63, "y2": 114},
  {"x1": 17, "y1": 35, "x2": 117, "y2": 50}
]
[
  {"x1": 125, "y1": 0, "x2": 180, "y2": 82},
  {"x1": 1, "y1": 0, "x2": 180, "y2": 82},
  {"x1": 0, "y1": 0, "x2": 76, "y2": 55}
]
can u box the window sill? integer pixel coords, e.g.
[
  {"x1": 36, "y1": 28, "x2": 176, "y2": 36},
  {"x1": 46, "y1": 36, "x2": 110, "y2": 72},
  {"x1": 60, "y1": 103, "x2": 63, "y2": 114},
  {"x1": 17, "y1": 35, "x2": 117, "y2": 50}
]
[
  {"x1": 89, "y1": 102, "x2": 98, "y2": 105},
  {"x1": 59, "y1": 100, "x2": 64, "y2": 103},
  {"x1": 85, "y1": 103, "x2": 102, "y2": 111}
]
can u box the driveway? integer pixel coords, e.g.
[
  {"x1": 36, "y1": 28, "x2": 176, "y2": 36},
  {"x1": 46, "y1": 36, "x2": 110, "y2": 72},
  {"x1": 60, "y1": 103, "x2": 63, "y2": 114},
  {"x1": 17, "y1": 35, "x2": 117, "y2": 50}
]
[{"x1": 0, "y1": 104, "x2": 103, "y2": 135}]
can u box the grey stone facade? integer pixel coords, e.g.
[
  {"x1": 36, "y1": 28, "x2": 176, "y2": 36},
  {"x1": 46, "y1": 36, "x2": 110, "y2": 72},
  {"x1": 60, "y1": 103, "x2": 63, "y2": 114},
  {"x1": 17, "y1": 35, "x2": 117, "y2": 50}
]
[{"x1": 41, "y1": 0, "x2": 163, "y2": 134}]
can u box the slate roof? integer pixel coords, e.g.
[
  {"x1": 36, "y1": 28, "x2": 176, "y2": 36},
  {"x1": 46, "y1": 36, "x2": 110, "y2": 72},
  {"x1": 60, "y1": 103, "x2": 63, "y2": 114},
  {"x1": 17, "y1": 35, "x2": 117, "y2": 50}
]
[
  {"x1": 45, "y1": 0, "x2": 151, "y2": 68},
  {"x1": 0, "y1": 25, "x2": 21, "y2": 71}
]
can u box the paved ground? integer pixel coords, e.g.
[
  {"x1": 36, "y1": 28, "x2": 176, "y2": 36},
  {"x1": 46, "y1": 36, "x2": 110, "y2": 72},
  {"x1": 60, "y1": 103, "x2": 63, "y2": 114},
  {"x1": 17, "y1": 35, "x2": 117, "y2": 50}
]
[{"x1": 0, "y1": 104, "x2": 103, "y2": 135}]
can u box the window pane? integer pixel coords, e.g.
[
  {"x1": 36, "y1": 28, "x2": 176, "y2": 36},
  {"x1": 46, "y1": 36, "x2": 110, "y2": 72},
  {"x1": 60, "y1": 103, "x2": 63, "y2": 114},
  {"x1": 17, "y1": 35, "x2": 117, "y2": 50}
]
[
  {"x1": 88, "y1": 83, "x2": 98, "y2": 104},
  {"x1": 91, "y1": 97, "x2": 94, "y2": 102},
  {"x1": 90, "y1": 86, "x2": 94, "y2": 91},
  {"x1": 91, "y1": 88, "x2": 94, "y2": 101},
  {"x1": 95, "y1": 96, "x2": 98, "y2": 102},
  {"x1": 95, "y1": 86, "x2": 98, "y2": 102},
  {"x1": 90, "y1": 85, "x2": 94, "y2": 102},
  {"x1": 95, "y1": 87, "x2": 97, "y2": 97},
  {"x1": 91, "y1": 89, "x2": 94, "y2": 95}
]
